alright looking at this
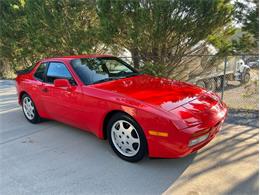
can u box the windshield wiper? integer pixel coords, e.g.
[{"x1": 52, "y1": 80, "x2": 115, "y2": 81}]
[
  {"x1": 91, "y1": 77, "x2": 120, "y2": 84},
  {"x1": 123, "y1": 72, "x2": 140, "y2": 78}
]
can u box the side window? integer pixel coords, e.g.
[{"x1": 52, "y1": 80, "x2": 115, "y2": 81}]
[
  {"x1": 34, "y1": 63, "x2": 48, "y2": 81},
  {"x1": 46, "y1": 62, "x2": 72, "y2": 83}
]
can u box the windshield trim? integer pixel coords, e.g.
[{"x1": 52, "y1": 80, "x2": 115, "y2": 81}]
[{"x1": 70, "y1": 57, "x2": 139, "y2": 85}]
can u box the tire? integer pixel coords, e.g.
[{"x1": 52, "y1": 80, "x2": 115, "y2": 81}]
[
  {"x1": 196, "y1": 80, "x2": 206, "y2": 88},
  {"x1": 107, "y1": 113, "x2": 147, "y2": 162},
  {"x1": 215, "y1": 77, "x2": 222, "y2": 89},
  {"x1": 241, "y1": 72, "x2": 250, "y2": 84},
  {"x1": 223, "y1": 77, "x2": 228, "y2": 87},
  {"x1": 206, "y1": 79, "x2": 217, "y2": 91},
  {"x1": 22, "y1": 94, "x2": 41, "y2": 124}
]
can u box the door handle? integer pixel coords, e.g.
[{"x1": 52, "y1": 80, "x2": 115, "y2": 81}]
[{"x1": 42, "y1": 88, "x2": 48, "y2": 93}]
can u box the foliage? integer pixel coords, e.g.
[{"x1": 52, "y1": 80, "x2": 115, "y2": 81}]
[
  {"x1": 0, "y1": 0, "x2": 258, "y2": 79},
  {"x1": 0, "y1": 0, "x2": 99, "y2": 73},
  {"x1": 97, "y1": 0, "x2": 235, "y2": 77},
  {"x1": 232, "y1": 32, "x2": 256, "y2": 53},
  {"x1": 233, "y1": 0, "x2": 259, "y2": 53},
  {"x1": 207, "y1": 25, "x2": 237, "y2": 55},
  {"x1": 234, "y1": 0, "x2": 258, "y2": 40},
  {"x1": 141, "y1": 62, "x2": 166, "y2": 77}
]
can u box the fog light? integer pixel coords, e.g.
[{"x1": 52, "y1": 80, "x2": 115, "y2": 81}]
[{"x1": 189, "y1": 133, "x2": 209, "y2": 147}]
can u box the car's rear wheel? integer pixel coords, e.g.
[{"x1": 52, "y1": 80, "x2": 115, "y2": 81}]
[
  {"x1": 22, "y1": 94, "x2": 41, "y2": 123},
  {"x1": 107, "y1": 113, "x2": 147, "y2": 162}
]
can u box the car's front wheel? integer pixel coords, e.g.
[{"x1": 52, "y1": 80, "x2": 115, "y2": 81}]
[
  {"x1": 107, "y1": 113, "x2": 147, "y2": 162},
  {"x1": 22, "y1": 94, "x2": 41, "y2": 124}
]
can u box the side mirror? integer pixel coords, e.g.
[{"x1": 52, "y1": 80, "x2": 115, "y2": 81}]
[{"x1": 54, "y1": 79, "x2": 71, "y2": 88}]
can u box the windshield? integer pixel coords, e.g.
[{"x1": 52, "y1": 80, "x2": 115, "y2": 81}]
[{"x1": 70, "y1": 57, "x2": 139, "y2": 85}]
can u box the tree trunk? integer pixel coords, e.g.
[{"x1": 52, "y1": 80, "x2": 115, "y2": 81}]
[{"x1": 130, "y1": 48, "x2": 140, "y2": 69}]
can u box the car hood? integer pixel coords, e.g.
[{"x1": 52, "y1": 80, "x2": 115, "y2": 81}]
[
  {"x1": 171, "y1": 91, "x2": 226, "y2": 129},
  {"x1": 92, "y1": 74, "x2": 206, "y2": 111}
]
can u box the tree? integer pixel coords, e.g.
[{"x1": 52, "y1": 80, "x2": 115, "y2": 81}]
[
  {"x1": 97, "y1": 0, "x2": 234, "y2": 78},
  {"x1": 1, "y1": 0, "x2": 254, "y2": 79},
  {"x1": 233, "y1": 0, "x2": 259, "y2": 53},
  {"x1": 0, "y1": 0, "x2": 99, "y2": 74}
]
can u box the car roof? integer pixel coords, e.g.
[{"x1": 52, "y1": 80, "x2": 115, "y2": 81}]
[{"x1": 42, "y1": 54, "x2": 114, "y2": 62}]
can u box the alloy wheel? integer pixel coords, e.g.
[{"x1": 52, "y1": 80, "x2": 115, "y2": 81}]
[
  {"x1": 111, "y1": 120, "x2": 140, "y2": 157},
  {"x1": 23, "y1": 97, "x2": 35, "y2": 120}
]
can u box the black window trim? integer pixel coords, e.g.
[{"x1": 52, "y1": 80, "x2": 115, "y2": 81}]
[{"x1": 34, "y1": 61, "x2": 77, "y2": 86}]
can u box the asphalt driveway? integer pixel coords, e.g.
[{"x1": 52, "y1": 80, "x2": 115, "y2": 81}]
[{"x1": 0, "y1": 80, "x2": 258, "y2": 195}]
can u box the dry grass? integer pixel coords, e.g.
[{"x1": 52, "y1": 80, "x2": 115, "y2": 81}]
[{"x1": 218, "y1": 69, "x2": 259, "y2": 111}]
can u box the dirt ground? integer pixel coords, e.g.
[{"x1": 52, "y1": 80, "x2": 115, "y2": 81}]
[{"x1": 217, "y1": 69, "x2": 259, "y2": 110}]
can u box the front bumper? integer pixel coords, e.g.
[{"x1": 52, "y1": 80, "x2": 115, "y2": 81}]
[
  {"x1": 147, "y1": 99, "x2": 227, "y2": 158},
  {"x1": 148, "y1": 118, "x2": 224, "y2": 158}
]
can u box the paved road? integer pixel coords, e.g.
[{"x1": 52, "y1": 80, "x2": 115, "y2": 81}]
[{"x1": 0, "y1": 80, "x2": 258, "y2": 195}]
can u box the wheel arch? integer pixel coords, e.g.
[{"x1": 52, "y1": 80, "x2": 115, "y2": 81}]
[
  {"x1": 19, "y1": 91, "x2": 29, "y2": 105},
  {"x1": 244, "y1": 66, "x2": 250, "y2": 72},
  {"x1": 102, "y1": 110, "x2": 133, "y2": 140}
]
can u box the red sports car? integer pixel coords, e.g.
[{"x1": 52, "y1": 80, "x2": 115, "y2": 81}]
[{"x1": 16, "y1": 55, "x2": 227, "y2": 162}]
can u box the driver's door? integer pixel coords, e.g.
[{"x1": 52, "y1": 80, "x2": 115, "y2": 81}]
[{"x1": 41, "y1": 62, "x2": 82, "y2": 125}]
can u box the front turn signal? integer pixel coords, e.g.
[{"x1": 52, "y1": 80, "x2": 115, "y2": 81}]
[{"x1": 148, "y1": 130, "x2": 169, "y2": 137}]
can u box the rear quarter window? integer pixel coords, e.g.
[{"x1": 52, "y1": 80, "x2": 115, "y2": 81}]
[{"x1": 34, "y1": 63, "x2": 48, "y2": 81}]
